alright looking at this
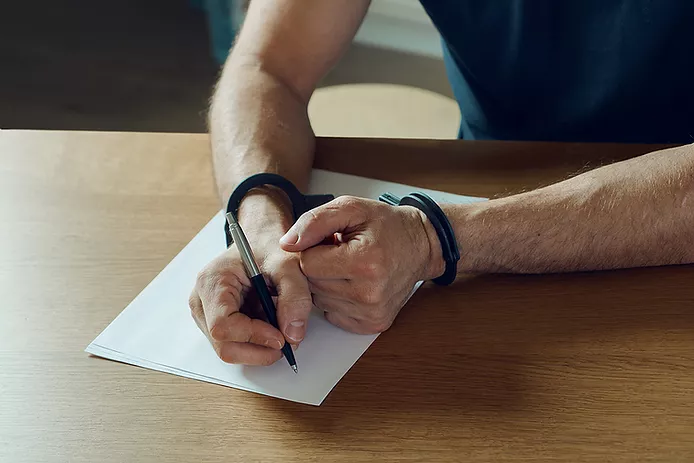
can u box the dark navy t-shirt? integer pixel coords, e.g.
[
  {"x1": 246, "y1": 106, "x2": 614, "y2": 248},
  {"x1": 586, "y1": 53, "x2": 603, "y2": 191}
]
[{"x1": 418, "y1": 0, "x2": 694, "y2": 143}]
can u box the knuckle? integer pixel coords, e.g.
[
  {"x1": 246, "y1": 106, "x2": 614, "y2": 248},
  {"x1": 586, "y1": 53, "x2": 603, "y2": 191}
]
[
  {"x1": 331, "y1": 195, "x2": 367, "y2": 218},
  {"x1": 359, "y1": 285, "x2": 385, "y2": 305},
  {"x1": 364, "y1": 310, "x2": 392, "y2": 332},
  {"x1": 301, "y1": 209, "x2": 318, "y2": 227},
  {"x1": 188, "y1": 295, "x2": 204, "y2": 321},
  {"x1": 358, "y1": 254, "x2": 386, "y2": 279},
  {"x1": 360, "y1": 261, "x2": 379, "y2": 279},
  {"x1": 334, "y1": 195, "x2": 361, "y2": 209},
  {"x1": 209, "y1": 324, "x2": 226, "y2": 342},
  {"x1": 280, "y1": 295, "x2": 313, "y2": 312},
  {"x1": 196, "y1": 253, "x2": 247, "y2": 288},
  {"x1": 195, "y1": 266, "x2": 215, "y2": 286},
  {"x1": 214, "y1": 344, "x2": 229, "y2": 362},
  {"x1": 197, "y1": 268, "x2": 242, "y2": 301},
  {"x1": 369, "y1": 317, "x2": 393, "y2": 333},
  {"x1": 196, "y1": 267, "x2": 227, "y2": 293},
  {"x1": 188, "y1": 293, "x2": 201, "y2": 312}
]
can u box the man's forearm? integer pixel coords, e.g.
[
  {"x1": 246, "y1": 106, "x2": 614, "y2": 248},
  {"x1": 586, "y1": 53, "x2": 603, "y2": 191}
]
[
  {"x1": 444, "y1": 144, "x2": 694, "y2": 273},
  {"x1": 210, "y1": 59, "x2": 315, "y2": 203},
  {"x1": 208, "y1": 0, "x2": 368, "y2": 229}
]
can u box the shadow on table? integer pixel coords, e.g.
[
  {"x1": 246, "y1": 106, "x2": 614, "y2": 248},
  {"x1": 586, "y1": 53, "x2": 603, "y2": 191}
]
[{"x1": 271, "y1": 264, "x2": 694, "y2": 435}]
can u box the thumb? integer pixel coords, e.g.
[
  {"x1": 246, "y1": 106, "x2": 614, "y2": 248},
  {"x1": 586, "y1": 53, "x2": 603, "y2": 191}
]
[
  {"x1": 279, "y1": 197, "x2": 366, "y2": 252},
  {"x1": 275, "y1": 267, "x2": 313, "y2": 344}
]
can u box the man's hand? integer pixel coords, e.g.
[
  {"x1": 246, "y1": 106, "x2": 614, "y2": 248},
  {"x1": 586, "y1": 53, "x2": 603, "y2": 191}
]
[
  {"x1": 279, "y1": 196, "x2": 444, "y2": 334},
  {"x1": 189, "y1": 194, "x2": 313, "y2": 365}
]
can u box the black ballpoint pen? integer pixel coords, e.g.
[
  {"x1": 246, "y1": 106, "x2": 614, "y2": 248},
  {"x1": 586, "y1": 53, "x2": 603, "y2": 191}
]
[{"x1": 225, "y1": 212, "x2": 298, "y2": 373}]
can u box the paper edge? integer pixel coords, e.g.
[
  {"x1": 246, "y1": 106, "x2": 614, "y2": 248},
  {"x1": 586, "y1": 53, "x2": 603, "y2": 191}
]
[{"x1": 85, "y1": 343, "x2": 322, "y2": 406}]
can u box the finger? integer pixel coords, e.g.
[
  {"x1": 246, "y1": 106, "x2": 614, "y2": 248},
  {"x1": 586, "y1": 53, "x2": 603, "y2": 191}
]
[
  {"x1": 309, "y1": 271, "x2": 399, "y2": 310},
  {"x1": 217, "y1": 341, "x2": 284, "y2": 366},
  {"x1": 195, "y1": 258, "x2": 246, "y2": 334},
  {"x1": 312, "y1": 294, "x2": 355, "y2": 318},
  {"x1": 196, "y1": 259, "x2": 283, "y2": 347},
  {"x1": 320, "y1": 233, "x2": 340, "y2": 246},
  {"x1": 274, "y1": 266, "x2": 313, "y2": 344},
  {"x1": 191, "y1": 296, "x2": 283, "y2": 364},
  {"x1": 211, "y1": 312, "x2": 285, "y2": 349},
  {"x1": 321, "y1": 306, "x2": 378, "y2": 335},
  {"x1": 189, "y1": 290, "x2": 207, "y2": 333},
  {"x1": 279, "y1": 196, "x2": 367, "y2": 251},
  {"x1": 315, "y1": 294, "x2": 393, "y2": 335}
]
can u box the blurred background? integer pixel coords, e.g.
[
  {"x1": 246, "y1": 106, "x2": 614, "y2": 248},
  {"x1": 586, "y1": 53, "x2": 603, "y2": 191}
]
[{"x1": 1, "y1": 0, "x2": 457, "y2": 136}]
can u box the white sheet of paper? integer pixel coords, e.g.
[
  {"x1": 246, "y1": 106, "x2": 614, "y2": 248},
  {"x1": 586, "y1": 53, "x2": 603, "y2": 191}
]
[{"x1": 86, "y1": 169, "x2": 485, "y2": 405}]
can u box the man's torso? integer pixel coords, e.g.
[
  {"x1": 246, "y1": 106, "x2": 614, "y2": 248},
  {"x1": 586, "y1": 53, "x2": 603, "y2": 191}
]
[{"x1": 419, "y1": 0, "x2": 694, "y2": 143}]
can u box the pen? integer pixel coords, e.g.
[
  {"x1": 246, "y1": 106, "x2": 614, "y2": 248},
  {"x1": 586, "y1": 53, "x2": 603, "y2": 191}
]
[{"x1": 225, "y1": 212, "x2": 298, "y2": 374}]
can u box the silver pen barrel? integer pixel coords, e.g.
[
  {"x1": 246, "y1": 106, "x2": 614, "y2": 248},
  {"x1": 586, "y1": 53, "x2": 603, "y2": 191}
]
[{"x1": 225, "y1": 212, "x2": 261, "y2": 277}]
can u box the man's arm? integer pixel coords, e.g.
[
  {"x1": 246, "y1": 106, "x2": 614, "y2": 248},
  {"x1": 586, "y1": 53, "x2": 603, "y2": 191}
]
[
  {"x1": 443, "y1": 144, "x2": 694, "y2": 274},
  {"x1": 189, "y1": 0, "x2": 370, "y2": 366},
  {"x1": 210, "y1": 0, "x2": 370, "y2": 208},
  {"x1": 279, "y1": 144, "x2": 694, "y2": 334}
]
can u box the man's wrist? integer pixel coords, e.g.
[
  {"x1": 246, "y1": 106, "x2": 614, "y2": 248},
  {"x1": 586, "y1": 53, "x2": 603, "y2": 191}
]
[{"x1": 236, "y1": 185, "x2": 294, "y2": 234}]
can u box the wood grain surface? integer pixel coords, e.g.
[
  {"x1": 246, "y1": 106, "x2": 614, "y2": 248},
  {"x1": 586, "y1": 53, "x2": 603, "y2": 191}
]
[{"x1": 1, "y1": 130, "x2": 692, "y2": 462}]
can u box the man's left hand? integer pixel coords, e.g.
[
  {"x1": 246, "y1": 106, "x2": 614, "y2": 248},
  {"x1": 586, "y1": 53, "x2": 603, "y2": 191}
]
[{"x1": 279, "y1": 196, "x2": 443, "y2": 334}]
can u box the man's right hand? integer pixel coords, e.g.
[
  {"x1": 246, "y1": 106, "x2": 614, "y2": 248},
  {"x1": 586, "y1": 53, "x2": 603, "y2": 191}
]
[{"x1": 188, "y1": 192, "x2": 313, "y2": 366}]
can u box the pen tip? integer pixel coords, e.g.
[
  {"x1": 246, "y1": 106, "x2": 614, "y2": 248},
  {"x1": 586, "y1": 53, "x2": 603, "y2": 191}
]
[{"x1": 291, "y1": 365, "x2": 298, "y2": 374}]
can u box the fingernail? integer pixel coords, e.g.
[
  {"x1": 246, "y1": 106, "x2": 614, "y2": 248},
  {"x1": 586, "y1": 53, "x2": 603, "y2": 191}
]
[
  {"x1": 265, "y1": 338, "x2": 283, "y2": 349},
  {"x1": 285, "y1": 320, "x2": 305, "y2": 342},
  {"x1": 280, "y1": 229, "x2": 298, "y2": 245}
]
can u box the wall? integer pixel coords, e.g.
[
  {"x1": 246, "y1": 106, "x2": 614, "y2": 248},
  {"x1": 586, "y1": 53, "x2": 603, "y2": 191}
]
[{"x1": 354, "y1": 0, "x2": 442, "y2": 58}]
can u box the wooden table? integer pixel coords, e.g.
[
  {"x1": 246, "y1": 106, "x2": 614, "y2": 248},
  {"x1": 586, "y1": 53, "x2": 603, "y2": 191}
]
[{"x1": 1, "y1": 130, "x2": 693, "y2": 462}]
